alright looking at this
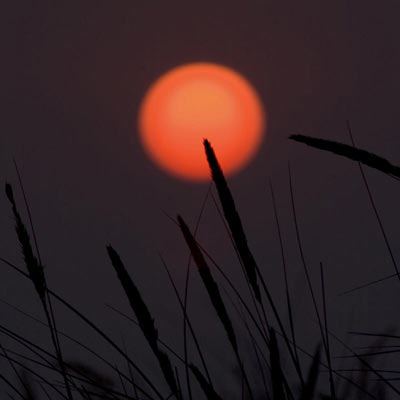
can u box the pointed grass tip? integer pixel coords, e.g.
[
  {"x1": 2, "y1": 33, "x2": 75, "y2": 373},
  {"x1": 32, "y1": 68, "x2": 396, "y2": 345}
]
[{"x1": 5, "y1": 182, "x2": 14, "y2": 204}]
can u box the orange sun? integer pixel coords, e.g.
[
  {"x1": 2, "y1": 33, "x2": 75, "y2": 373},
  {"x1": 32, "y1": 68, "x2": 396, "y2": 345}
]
[{"x1": 138, "y1": 62, "x2": 266, "y2": 181}]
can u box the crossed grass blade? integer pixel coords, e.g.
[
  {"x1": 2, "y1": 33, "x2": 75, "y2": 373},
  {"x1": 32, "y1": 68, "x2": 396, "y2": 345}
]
[
  {"x1": 0, "y1": 332, "x2": 135, "y2": 400},
  {"x1": 178, "y1": 216, "x2": 238, "y2": 354},
  {"x1": 106, "y1": 245, "x2": 179, "y2": 398},
  {"x1": 188, "y1": 365, "x2": 223, "y2": 400},
  {"x1": 0, "y1": 372, "x2": 26, "y2": 400},
  {"x1": 292, "y1": 129, "x2": 399, "y2": 290},
  {"x1": 0, "y1": 297, "x2": 149, "y2": 398},
  {"x1": 178, "y1": 215, "x2": 255, "y2": 400},
  {"x1": 158, "y1": 254, "x2": 214, "y2": 387},
  {"x1": 0, "y1": 255, "x2": 160, "y2": 399},
  {"x1": 0, "y1": 347, "x2": 68, "y2": 399},
  {"x1": 326, "y1": 329, "x2": 400, "y2": 398},
  {"x1": 0, "y1": 343, "x2": 36, "y2": 400},
  {"x1": 108, "y1": 299, "x2": 221, "y2": 400}
]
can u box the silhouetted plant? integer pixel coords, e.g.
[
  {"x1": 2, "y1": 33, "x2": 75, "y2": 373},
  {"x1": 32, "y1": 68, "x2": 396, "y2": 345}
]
[{"x1": 0, "y1": 130, "x2": 398, "y2": 399}]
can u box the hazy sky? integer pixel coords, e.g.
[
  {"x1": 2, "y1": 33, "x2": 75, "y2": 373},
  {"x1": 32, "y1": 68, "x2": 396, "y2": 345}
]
[{"x1": 1, "y1": 1, "x2": 400, "y2": 397}]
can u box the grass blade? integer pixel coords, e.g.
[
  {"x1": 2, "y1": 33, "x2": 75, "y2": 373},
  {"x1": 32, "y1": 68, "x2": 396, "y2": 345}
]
[
  {"x1": 5, "y1": 183, "x2": 74, "y2": 400},
  {"x1": 188, "y1": 364, "x2": 223, "y2": 400},
  {"x1": 0, "y1": 255, "x2": 160, "y2": 400},
  {"x1": 178, "y1": 215, "x2": 254, "y2": 399},
  {"x1": 269, "y1": 180, "x2": 300, "y2": 369},
  {"x1": 289, "y1": 134, "x2": 400, "y2": 179},
  {"x1": 178, "y1": 216, "x2": 238, "y2": 353},
  {"x1": 106, "y1": 245, "x2": 178, "y2": 398},
  {"x1": 299, "y1": 344, "x2": 321, "y2": 400},
  {"x1": 203, "y1": 139, "x2": 261, "y2": 302},
  {"x1": 203, "y1": 140, "x2": 304, "y2": 387},
  {"x1": 345, "y1": 122, "x2": 399, "y2": 282},
  {"x1": 5, "y1": 183, "x2": 46, "y2": 304},
  {"x1": 269, "y1": 328, "x2": 286, "y2": 400},
  {"x1": 320, "y1": 263, "x2": 336, "y2": 399}
]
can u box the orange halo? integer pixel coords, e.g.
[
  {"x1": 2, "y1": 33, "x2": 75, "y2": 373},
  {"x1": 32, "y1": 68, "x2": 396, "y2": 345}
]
[{"x1": 138, "y1": 62, "x2": 266, "y2": 181}]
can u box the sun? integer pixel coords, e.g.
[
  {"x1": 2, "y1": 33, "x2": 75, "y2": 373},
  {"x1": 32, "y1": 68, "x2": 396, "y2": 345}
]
[{"x1": 138, "y1": 62, "x2": 266, "y2": 181}]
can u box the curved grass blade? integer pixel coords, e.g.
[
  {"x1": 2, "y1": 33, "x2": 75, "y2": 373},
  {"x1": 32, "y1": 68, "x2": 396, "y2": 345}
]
[
  {"x1": 289, "y1": 134, "x2": 400, "y2": 179},
  {"x1": 0, "y1": 297, "x2": 149, "y2": 398}
]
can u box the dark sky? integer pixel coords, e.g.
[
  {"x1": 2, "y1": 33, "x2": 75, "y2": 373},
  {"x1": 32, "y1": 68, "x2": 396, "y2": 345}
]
[{"x1": 1, "y1": 1, "x2": 400, "y2": 397}]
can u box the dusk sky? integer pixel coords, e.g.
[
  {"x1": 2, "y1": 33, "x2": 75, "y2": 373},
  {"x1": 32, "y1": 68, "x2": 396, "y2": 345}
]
[{"x1": 1, "y1": 2, "x2": 400, "y2": 398}]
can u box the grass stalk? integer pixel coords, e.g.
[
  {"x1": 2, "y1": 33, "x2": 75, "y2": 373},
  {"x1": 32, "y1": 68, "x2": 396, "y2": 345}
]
[
  {"x1": 203, "y1": 139, "x2": 261, "y2": 303},
  {"x1": 203, "y1": 139, "x2": 305, "y2": 387},
  {"x1": 345, "y1": 121, "x2": 399, "y2": 281},
  {"x1": 5, "y1": 183, "x2": 74, "y2": 400},
  {"x1": 158, "y1": 254, "x2": 214, "y2": 386},
  {"x1": 288, "y1": 133, "x2": 400, "y2": 180},
  {"x1": 0, "y1": 255, "x2": 160, "y2": 399},
  {"x1": 320, "y1": 262, "x2": 336, "y2": 399},
  {"x1": 178, "y1": 215, "x2": 254, "y2": 399},
  {"x1": 182, "y1": 182, "x2": 212, "y2": 400},
  {"x1": 106, "y1": 245, "x2": 179, "y2": 398},
  {"x1": 269, "y1": 179, "x2": 300, "y2": 369},
  {"x1": 299, "y1": 344, "x2": 321, "y2": 400}
]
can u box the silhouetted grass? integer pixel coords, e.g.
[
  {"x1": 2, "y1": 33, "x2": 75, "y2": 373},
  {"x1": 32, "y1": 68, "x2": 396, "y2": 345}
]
[
  {"x1": 289, "y1": 134, "x2": 400, "y2": 179},
  {"x1": 178, "y1": 215, "x2": 253, "y2": 399},
  {"x1": 5, "y1": 183, "x2": 46, "y2": 305},
  {"x1": 5, "y1": 183, "x2": 73, "y2": 400},
  {"x1": 188, "y1": 364, "x2": 223, "y2": 400},
  {"x1": 203, "y1": 139, "x2": 261, "y2": 303},
  {"x1": 269, "y1": 328, "x2": 286, "y2": 400},
  {"x1": 107, "y1": 245, "x2": 179, "y2": 399},
  {"x1": 300, "y1": 344, "x2": 321, "y2": 400},
  {"x1": 178, "y1": 216, "x2": 239, "y2": 355},
  {"x1": 0, "y1": 131, "x2": 397, "y2": 399},
  {"x1": 205, "y1": 139, "x2": 305, "y2": 387}
]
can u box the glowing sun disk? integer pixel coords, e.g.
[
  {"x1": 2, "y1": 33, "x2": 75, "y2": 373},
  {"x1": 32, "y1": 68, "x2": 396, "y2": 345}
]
[{"x1": 138, "y1": 62, "x2": 266, "y2": 181}]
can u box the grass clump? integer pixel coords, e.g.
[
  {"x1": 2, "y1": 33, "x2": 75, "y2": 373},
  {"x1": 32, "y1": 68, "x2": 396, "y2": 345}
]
[{"x1": 0, "y1": 128, "x2": 397, "y2": 399}]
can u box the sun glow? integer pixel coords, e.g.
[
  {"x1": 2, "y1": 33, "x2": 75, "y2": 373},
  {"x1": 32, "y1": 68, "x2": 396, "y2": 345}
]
[{"x1": 138, "y1": 62, "x2": 266, "y2": 181}]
